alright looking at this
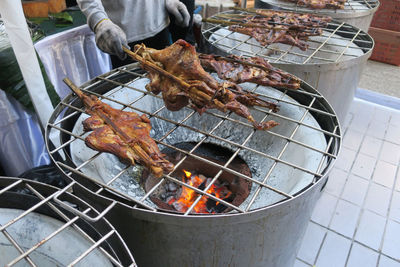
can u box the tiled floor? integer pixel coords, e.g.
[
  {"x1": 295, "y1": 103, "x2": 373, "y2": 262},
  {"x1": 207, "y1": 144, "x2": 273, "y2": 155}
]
[{"x1": 295, "y1": 97, "x2": 400, "y2": 267}]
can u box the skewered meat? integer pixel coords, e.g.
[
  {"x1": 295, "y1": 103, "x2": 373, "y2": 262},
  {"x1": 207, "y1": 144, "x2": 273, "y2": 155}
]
[
  {"x1": 63, "y1": 78, "x2": 174, "y2": 178},
  {"x1": 253, "y1": 10, "x2": 331, "y2": 27},
  {"x1": 229, "y1": 21, "x2": 310, "y2": 50},
  {"x1": 208, "y1": 10, "x2": 331, "y2": 50},
  {"x1": 127, "y1": 40, "x2": 279, "y2": 131},
  {"x1": 198, "y1": 53, "x2": 301, "y2": 89},
  {"x1": 285, "y1": 0, "x2": 346, "y2": 9}
]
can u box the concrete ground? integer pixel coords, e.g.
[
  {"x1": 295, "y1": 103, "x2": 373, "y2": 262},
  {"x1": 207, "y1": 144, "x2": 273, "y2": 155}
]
[{"x1": 359, "y1": 60, "x2": 400, "y2": 99}]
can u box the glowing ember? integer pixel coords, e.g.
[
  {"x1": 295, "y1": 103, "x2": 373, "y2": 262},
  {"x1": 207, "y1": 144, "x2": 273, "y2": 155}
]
[{"x1": 170, "y1": 169, "x2": 233, "y2": 214}]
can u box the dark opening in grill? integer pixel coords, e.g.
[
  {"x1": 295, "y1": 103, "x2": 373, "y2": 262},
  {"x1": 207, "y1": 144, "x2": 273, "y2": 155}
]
[{"x1": 143, "y1": 142, "x2": 252, "y2": 214}]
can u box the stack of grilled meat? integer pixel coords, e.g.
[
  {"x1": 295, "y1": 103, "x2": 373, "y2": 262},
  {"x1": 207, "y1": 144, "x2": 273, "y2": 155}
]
[
  {"x1": 286, "y1": 0, "x2": 346, "y2": 9},
  {"x1": 208, "y1": 9, "x2": 331, "y2": 50}
]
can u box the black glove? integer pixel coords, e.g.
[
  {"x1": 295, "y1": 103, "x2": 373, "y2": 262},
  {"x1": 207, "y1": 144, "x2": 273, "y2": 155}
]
[{"x1": 94, "y1": 19, "x2": 128, "y2": 60}]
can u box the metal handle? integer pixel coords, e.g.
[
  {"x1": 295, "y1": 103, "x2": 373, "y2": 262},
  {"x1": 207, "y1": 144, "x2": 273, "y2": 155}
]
[{"x1": 53, "y1": 181, "x2": 117, "y2": 223}]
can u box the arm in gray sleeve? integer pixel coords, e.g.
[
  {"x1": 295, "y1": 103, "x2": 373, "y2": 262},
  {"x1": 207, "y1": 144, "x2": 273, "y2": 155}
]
[{"x1": 76, "y1": 0, "x2": 108, "y2": 31}]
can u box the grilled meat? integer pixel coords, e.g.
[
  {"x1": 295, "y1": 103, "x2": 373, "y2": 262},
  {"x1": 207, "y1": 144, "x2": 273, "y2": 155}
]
[
  {"x1": 63, "y1": 78, "x2": 174, "y2": 178},
  {"x1": 128, "y1": 40, "x2": 279, "y2": 131},
  {"x1": 198, "y1": 54, "x2": 301, "y2": 89},
  {"x1": 285, "y1": 0, "x2": 346, "y2": 9},
  {"x1": 224, "y1": 11, "x2": 330, "y2": 50}
]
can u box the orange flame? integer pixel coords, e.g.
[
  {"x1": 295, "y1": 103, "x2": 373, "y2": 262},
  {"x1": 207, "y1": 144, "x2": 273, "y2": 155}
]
[{"x1": 171, "y1": 169, "x2": 232, "y2": 214}]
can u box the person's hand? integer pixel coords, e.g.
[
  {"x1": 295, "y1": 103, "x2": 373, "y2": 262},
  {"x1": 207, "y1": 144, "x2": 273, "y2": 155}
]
[
  {"x1": 166, "y1": 0, "x2": 190, "y2": 27},
  {"x1": 94, "y1": 19, "x2": 128, "y2": 60}
]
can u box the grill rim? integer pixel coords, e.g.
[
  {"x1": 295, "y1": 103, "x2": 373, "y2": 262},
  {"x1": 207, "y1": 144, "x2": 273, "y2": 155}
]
[{"x1": 45, "y1": 62, "x2": 341, "y2": 217}]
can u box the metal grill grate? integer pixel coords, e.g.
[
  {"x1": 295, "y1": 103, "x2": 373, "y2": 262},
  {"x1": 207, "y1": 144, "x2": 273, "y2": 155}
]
[
  {"x1": 201, "y1": 10, "x2": 373, "y2": 65},
  {"x1": 46, "y1": 63, "x2": 340, "y2": 216},
  {"x1": 0, "y1": 178, "x2": 136, "y2": 267},
  {"x1": 258, "y1": 0, "x2": 379, "y2": 12}
]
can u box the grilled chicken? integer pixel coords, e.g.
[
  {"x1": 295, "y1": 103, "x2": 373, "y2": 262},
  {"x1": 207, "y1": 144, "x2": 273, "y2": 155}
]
[
  {"x1": 198, "y1": 54, "x2": 301, "y2": 89},
  {"x1": 128, "y1": 39, "x2": 279, "y2": 131},
  {"x1": 63, "y1": 78, "x2": 174, "y2": 178}
]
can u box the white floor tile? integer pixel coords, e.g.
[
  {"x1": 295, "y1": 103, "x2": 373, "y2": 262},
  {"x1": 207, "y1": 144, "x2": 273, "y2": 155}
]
[
  {"x1": 382, "y1": 220, "x2": 400, "y2": 260},
  {"x1": 351, "y1": 153, "x2": 377, "y2": 180},
  {"x1": 315, "y1": 231, "x2": 351, "y2": 267},
  {"x1": 311, "y1": 192, "x2": 338, "y2": 227},
  {"x1": 347, "y1": 243, "x2": 379, "y2": 267},
  {"x1": 355, "y1": 210, "x2": 386, "y2": 250},
  {"x1": 341, "y1": 174, "x2": 369, "y2": 206},
  {"x1": 372, "y1": 160, "x2": 397, "y2": 188},
  {"x1": 378, "y1": 255, "x2": 400, "y2": 267},
  {"x1": 330, "y1": 200, "x2": 361, "y2": 238},
  {"x1": 364, "y1": 183, "x2": 392, "y2": 216},
  {"x1": 297, "y1": 222, "x2": 326, "y2": 265}
]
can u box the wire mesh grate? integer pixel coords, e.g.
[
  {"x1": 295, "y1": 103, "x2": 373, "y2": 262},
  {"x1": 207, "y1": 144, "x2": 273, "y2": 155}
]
[
  {"x1": 0, "y1": 178, "x2": 136, "y2": 267},
  {"x1": 46, "y1": 62, "x2": 340, "y2": 216}
]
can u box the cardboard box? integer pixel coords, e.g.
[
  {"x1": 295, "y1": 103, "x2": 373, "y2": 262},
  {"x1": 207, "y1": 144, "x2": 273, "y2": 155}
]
[
  {"x1": 368, "y1": 27, "x2": 400, "y2": 66},
  {"x1": 370, "y1": 0, "x2": 400, "y2": 31}
]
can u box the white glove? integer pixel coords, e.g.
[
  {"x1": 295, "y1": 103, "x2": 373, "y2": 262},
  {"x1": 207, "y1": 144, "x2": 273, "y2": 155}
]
[
  {"x1": 166, "y1": 0, "x2": 190, "y2": 28},
  {"x1": 94, "y1": 19, "x2": 128, "y2": 60}
]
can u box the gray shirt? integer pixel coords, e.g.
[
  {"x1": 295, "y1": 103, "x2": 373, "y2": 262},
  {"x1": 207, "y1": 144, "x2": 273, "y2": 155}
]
[{"x1": 77, "y1": 0, "x2": 169, "y2": 42}]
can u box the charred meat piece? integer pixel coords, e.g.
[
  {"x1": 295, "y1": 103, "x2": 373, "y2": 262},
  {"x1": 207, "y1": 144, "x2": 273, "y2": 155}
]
[
  {"x1": 127, "y1": 40, "x2": 279, "y2": 131},
  {"x1": 216, "y1": 11, "x2": 330, "y2": 50},
  {"x1": 199, "y1": 54, "x2": 301, "y2": 89},
  {"x1": 63, "y1": 78, "x2": 174, "y2": 178},
  {"x1": 229, "y1": 22, "x2": 309, "y2": 50},
  {"x1": 285, "y1": 0, "x2": 346, "y2": 9},
  {"x1": 253, "y1": 10, "x2": 331, "y2": 28}
]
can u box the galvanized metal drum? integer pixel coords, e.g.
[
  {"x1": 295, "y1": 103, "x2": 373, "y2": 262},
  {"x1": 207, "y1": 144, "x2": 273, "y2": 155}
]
[
  {"x1": 45, "y1": 63, "x2": 341, "y2": 267},
  {"x1": 254, "y1": 0, "x2": 379, "y2": 32},
  {"x1": 200, "y1": 10, "x2": 374, "y2": 123},
  {"x1": 0, "y1": 177, "x2": 136, "y2": 267}
]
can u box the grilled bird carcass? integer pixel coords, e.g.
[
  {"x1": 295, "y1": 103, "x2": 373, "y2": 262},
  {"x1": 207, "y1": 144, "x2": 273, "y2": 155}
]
[
  {"x1": 198, "y1": 54, "x2": 301, "y2": 89},
  {"x1": 63, "y1": 78, "x2": 174, "y2": 178},
  {"x1": 127, "y1": 39, "x2": 279, "y2": 131},
  {"x1": 217, "y1": 11, "x2": 330, "y2": 50},
  {"x1": 253, "y1": 9, "x2": 331, "y2": 28},
  {"x1": 285, "y1": 0, "x2": 346, "y2": 9}
]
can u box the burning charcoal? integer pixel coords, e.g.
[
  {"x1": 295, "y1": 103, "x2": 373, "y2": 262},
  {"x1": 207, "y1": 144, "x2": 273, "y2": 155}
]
[
  {"x1": 172, "y1": 201, "x2": 187, "y2": 213},
  {"x1": 166, "y1": 191, "x2": 176, "y2": 198},
  {"x1": 166, "y1": 196, "x2": 176, "y2": 205},
  {"x1": 168, "y1": 182, "x2": 177, "y2": 192}
]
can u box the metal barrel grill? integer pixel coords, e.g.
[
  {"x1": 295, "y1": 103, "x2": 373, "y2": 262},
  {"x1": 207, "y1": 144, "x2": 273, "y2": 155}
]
[
  {"x1": 200, "y1": 9, "x2": 374, "y2": 123},
  {"x1": 45, "y1": 61, "x2": 341, "y2": 266},
  {"x1": 0, "y1": 177, "x2": 136, "y2": 267},
  {"x1": 254, "y1": 0, "x2": 379, "y2": 31}
]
